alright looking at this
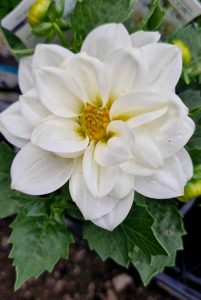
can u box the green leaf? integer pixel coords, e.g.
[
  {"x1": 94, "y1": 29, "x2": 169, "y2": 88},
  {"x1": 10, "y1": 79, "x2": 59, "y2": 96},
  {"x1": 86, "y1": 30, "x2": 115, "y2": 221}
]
[
  {"x1": 169, "y1": 25, "x2": 201, "y2": 83},
  {"x1": 169, "y1": 25, "x2": 201, "y2": 59},
  {"x1": 130, "y1": 195, "x2": 185, "y2": 285},
  {"x1": 10, "y1": 213, "x2": 73, "y2": 290},
  {"x1": 84, "y1": 203, "x2": 167, "y2": 268},
  {"x1": 0, "y1": 0, "x2": 21, "y2": 19},
  {"x1": 146, "y1": 1, "x2": 165, "y2": 31},
  {"x1": 179, "y1": 88, "x2": 201, "y2": 111},
  {"x1": 0, "y1": 173, "x2": 22, "y2": 218},
  {"x1": 32, "y1": 22, "x2": 53, "y2": 36},
  {"x1": 1, "y1": 27, "x2": 34, "y2": 57},
  {"x1": 131, "y1": 0, "x2": 165, "y2": 32},
  {"x1": 0, "y1": 142, "x2": 15, "y2": 173},
  {"x1": 70, "y1": 0, "x2": 135, "y2": 50}
]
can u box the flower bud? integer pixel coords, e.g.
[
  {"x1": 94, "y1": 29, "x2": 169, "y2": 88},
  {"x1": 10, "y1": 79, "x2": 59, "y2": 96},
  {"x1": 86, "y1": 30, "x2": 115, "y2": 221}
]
[
  {"x1": 172, "y1": 40, "x2": 191, "y2": 65},
  {"x1": 178, "y1": 165, "x2": 201, "y2": 202},
  {"x1": 28, "y1": 0, "x2": 51, "y2": 28}
]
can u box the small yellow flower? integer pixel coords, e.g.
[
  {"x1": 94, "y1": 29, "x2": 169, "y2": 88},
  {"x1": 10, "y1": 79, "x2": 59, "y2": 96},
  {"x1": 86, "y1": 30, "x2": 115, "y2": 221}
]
[
  {"x1": 28, "y1": 0, "x2": 51, "y2": 28},
  {"x1": 172, "y1": 40, "x2": 191, "y2": 65}
]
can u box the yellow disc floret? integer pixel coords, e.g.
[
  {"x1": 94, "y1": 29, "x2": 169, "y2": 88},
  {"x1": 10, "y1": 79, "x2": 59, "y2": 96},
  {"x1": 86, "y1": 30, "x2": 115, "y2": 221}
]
[{"x1": 80, "y1": 104, "x2": 110, "y2": 141}]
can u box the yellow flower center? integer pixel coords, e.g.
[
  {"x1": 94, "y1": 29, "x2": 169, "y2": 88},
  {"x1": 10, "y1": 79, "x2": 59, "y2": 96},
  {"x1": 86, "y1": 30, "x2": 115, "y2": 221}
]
[{"x1": 79, "y1": 104, "x2": 110, "y2": 141}]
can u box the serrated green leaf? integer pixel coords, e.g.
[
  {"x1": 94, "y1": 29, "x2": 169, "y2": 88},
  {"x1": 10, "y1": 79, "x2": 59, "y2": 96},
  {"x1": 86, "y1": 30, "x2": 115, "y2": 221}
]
[
  {"x1": 130, "y1": 194, "x2": 185, "y2": 285},
  {"x1": 10, "y1": 214, "x2": 73, "y2": 290},
  {"x1": 84, "y1": 223, "x2": 128, "y2": 267},
  {"x1": 84, "y1": 202, "x2": 167, "y2": 269},
  {"x1": 70, "y1": 0, "x2": 135, "y2": 50}
]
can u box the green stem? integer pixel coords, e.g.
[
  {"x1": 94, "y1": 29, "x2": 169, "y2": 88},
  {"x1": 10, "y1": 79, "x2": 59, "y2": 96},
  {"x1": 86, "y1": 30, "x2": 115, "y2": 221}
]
[
  {"x1": 12, "y1": 48, "x2": 34, "y2": 57},
  {"x1": 53, "y1": 22, "x2": 68, "y2": 47}
]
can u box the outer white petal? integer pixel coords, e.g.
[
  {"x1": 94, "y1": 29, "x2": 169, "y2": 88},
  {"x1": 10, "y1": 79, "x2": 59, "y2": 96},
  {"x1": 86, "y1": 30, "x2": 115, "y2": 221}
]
[
  {"x1": 134, "y1": 155, "x2": 188, "y2": 199},
  {"x1": 130, "y1": 31, "x2": 160, "y2": 48},
  {"x1": 121, "y1": 159, "x2": 155, "y2": 176},
  {"x1": 33, "y1": 44, "x2": 73, "y2": 69},
  {"x1": 32, "y1": 116, "x2": 89, "y2": 157},
  {"x1": 81, "y1": 23, "x2": 132, "y2": 61},
  {"x1": 63, "y1": 53, "x2": 108, "y2": 107},
  {"x1": 146, "y1": 94, "x2": 195, "y2": 157},
  {"x1": 69, "y1": 158, "x2": 118, "y2": 220},
  {"x1": 18, "y1": 56, "x2": 34, "y2": 93},
  {"x1": 175, "y1": 148, "x2": 193, "y2": 181},
  {"x1": 83, "y1": 142, "x2": 116, "y2": 198},
  {"x1": 20, "y1": 89, "x2": 50, "y2": 127},
  {"x1": 35, "y1": 67, "x2": 85, "y2": 118},
  {"x1": 111, "y1": 168, "x2": 134, "y2": 199},
  {"x1": 0, "y1": 121, "x2": 28, "y2": 148},
  {"x1": 104, "y1": 48, "x2": 148, "y2": 103},
  {"x1": 11, "y1": 143, "x2": 74, "y2": 195},
  {"x1": 0, "y1": 102, "x2": 32, "y2": 139},
  {"x1": 142, "y1": 43, "x2": 182, "y2": 92},
  {"x1": 110, "y1": 92, "x2": 168, "y2": 128},
  {"x1": 92, "y1": 191, "x2": 134, "y2": 231},
  {"x1": 94, "y1": 121, "x2": 135, "y2": 167},
  {"x1": 121, "y1": 127, "x2": 163, "y2": 176},
  {"x1": 156, "y1": 117, "x2": 195, "y2": 158}
]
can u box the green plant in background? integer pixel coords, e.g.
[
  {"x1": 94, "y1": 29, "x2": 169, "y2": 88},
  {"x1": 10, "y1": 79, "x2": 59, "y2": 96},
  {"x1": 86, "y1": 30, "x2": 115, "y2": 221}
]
[{"x1": 0, "y1": 0, "x2": 21, "y2": 19}]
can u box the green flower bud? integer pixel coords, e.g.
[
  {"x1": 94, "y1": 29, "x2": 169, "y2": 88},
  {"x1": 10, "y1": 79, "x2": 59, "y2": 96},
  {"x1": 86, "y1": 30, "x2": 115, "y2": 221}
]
[
  {"x1": 178, "y1": 179, "x2": 201, "y2": 202},
  {"x1": 28, "y1": 0, "x2": 51, "y2": 28},
  {"x1": 172, "y1": 40, "x2": 191, "y2": 65},
  {"x1": 178, "y1": 165, "x2": 201, "y2": 202},
  {"x1": 32, "y1": 22, "x2": 53, "y2": 36}
]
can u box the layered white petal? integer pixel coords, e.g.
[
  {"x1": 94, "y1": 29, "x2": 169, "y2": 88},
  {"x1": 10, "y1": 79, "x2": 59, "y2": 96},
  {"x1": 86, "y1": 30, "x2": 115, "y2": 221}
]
[
  {"x1": 130, "y1": 31, "x2": 160, "y2": 48},
  {"x1": 32, "y1": 116, "x2": 89, "y2": 157},
  {"x1": 35, "y1": 67, "x2": 85, "y2": 117},
  {"x1": 33, "y1": 44, "x2": 73, "y2": 69},
  {"x1": 146, "y1": 94, "x2": 194, "y2": 157},
  {"x1": 121, "y1": 127, "x2": 163, "y2": 176},
  {"x1": 110, "y1": 92, "x2": 168, "y2": 128},
  {"x1": 69, "y1": 158, "x2": 118, "y2": 220},
  {"x1": 81, "y1": 23, "x2": 132, "y2": 61},
  {"x1": 11, "y1": 143, "x2": 74, "y2": 195},
  {"x1": 0, "y1": 120, "x2": 28, "y2": 148},
  {"x1": 92, "y1": 190, "x2": 134, "y2": 231},
  {"x1": 20, "y1": 89, "x2": 50, "y2": 127},
  {"x1": 0, "y1": 102, "x2": 32, "y2": 139},
  {"x1": 18, "y1": 56, "x2": 34, "y2": 93},
  {"x1": 94, "y1": 121, "x2": 135, "y2": 167},
  {"x1": 134, "y1": 155, "x2": 188, "y2": 199},
  {"x1": 111, "y1": 168, "x2": 134, "y2": 199},
  {"x1": 142, "y1": 43, "x2": 182, "y2": 92},
  {"x1": 175, "y1": 148, "x2": 193, "y2": 181},
  {"x1": 83, "y1": 142, "x2": 116, "y2": 198},
  {"x1": 121, "y1": 159, "x2": 155, "y2": 176},
  {"x1": 105, "y1": 48, "x2": 148, "y2": 104},
  {"x1": 63, "y1": 53, "x2": 108, "y2": 107}
]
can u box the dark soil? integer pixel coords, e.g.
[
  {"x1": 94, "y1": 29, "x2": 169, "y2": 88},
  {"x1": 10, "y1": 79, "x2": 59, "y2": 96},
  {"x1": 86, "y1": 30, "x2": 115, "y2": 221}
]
[{"x1": 0, "y1": 218, "x2": 177, "y2": 300}]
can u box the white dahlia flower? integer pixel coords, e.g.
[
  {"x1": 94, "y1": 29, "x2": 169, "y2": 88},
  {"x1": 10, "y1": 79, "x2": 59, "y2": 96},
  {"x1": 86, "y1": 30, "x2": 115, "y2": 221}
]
[{"x1": 0, "y1": 24, "x2": 195, "y2": 230}]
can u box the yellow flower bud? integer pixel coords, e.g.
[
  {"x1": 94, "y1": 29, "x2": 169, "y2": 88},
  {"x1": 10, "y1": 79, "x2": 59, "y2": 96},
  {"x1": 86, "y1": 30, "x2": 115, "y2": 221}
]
[
  {"x1": 178, "y1": 179, "x2": 201, "y2": 202},
  {"x1": 172, "y1": 39, "x2": 191, "y2": 65},
  {"x1": 28, "y1": 0, "x2": 51, "y2": 28}
]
